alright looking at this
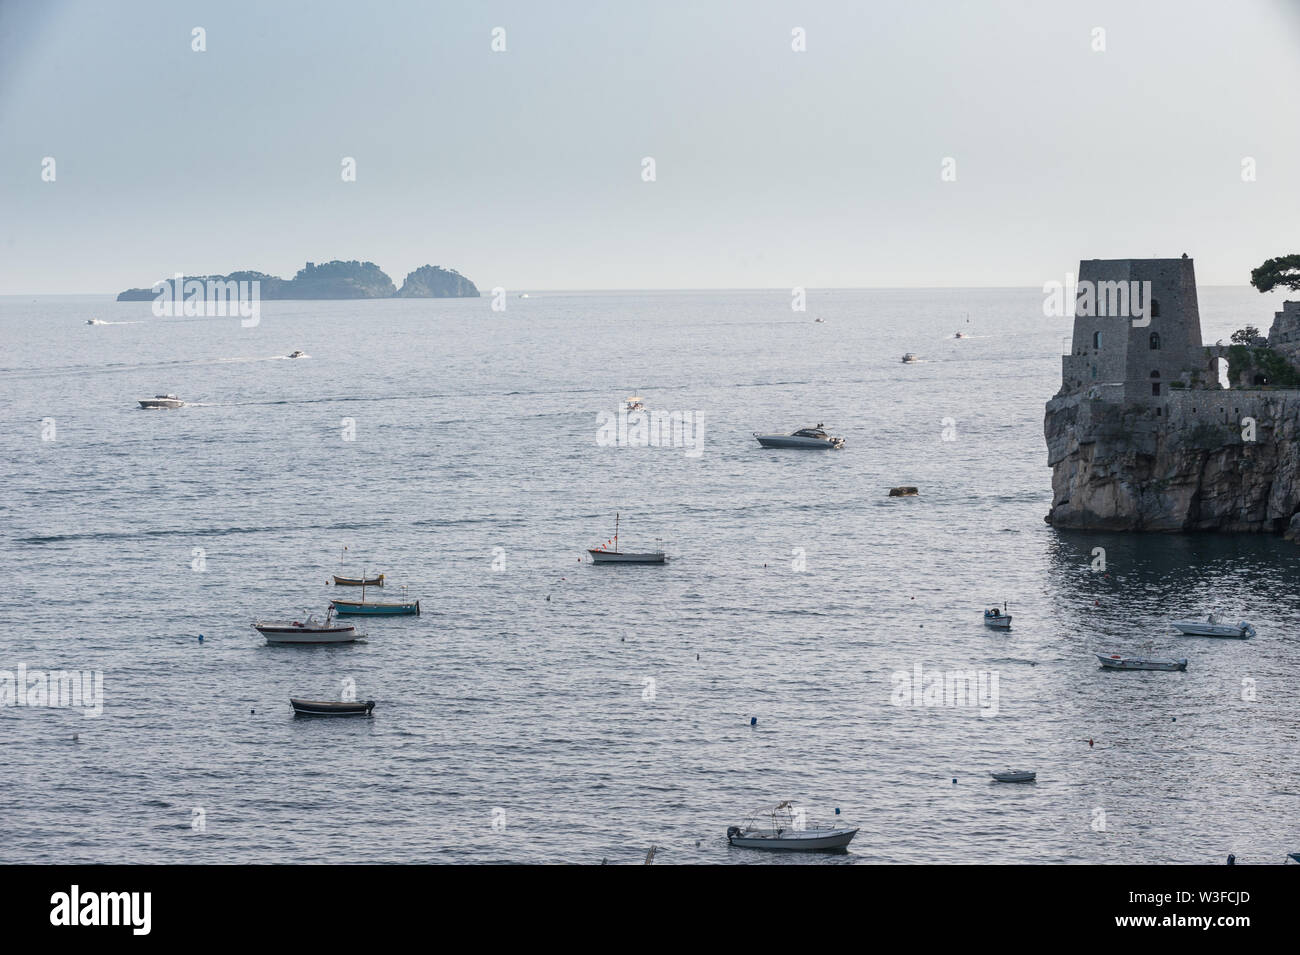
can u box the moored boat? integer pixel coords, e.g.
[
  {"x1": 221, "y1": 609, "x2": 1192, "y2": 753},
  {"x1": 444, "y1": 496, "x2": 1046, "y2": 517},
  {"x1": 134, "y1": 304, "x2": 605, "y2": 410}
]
[
  {"x1": 588, "y1": 512, "x2": 665, "y2": 564},
  {"x1": 254, "y1": 610, "x2": 361, "y2": 644},
  {"x1": 333, "y1": 573, "x2": 384, "y2": 587},
  {"x1": 290, "y1": 697, "x2": 375, "y2": 716},
  {"x1": 1171, "y1": 612, "x2": 1255, "y2": 639},
  {"x1": 753, "y1": 423, "x2": 845, "y2": 449},
  {"x1": 1095, "y1": 653, "x2": 1187, "y2": 671},
  {"x1": 990, "y1": 770, "x2": 1036, "y2": 783},
  {"x1": 624, "y1": 395, "x2": 645, "y2": 412},
  {"x1": 726, "y1": 802, "x2": 857, "y2": 852},
  {"x1": 138, "y1": 394, "x2": 183, "y2": 409},
  {"x1": 286, "y1": 350, "x2": 307, "y2": 359},
  {"x1": 330, "y1": 598, "x2": 419, "y2": 616},
  {"x1": 901, "y1": 352, "x2": 919, "y2": 363}
]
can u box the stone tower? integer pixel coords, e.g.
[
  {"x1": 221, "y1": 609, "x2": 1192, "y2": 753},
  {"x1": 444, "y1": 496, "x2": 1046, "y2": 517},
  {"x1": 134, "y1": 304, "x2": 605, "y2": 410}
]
[{"x1": 1059, "y1": 256, "x2": 1204, "y2": 402}]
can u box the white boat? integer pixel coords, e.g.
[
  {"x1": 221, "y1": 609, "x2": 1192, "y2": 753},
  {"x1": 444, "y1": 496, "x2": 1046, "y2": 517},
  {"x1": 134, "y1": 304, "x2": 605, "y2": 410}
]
[
  {"x1": 754, "y1": 423, "x2": 845, "y2": 449},
  {"x1": 1171, "y1": 613, "x2": 1255, "y2": 639},
  {"x1": 624, "y1": 395, "x2": 645, "y2": 412},
  {"x1": 983, "y1": 606, "x2": 1012, "y2": 630},
  {"x1": 727, "y1": 802, "x2": 858, "y2": 852},
  {"x1": 253, "y1": 610, "x2": 362, "y2": 645},
  {"x1": 813, "y1": 317, "x2": 825, "y2": 323},
  {"x1": 901, "y1": 353, "x2": 919, "y2": 363},
  {"x1": 86, "y1": 318, "x2": 107, "y2": 325},
  {"x1": 138, "y1": 394, "x2": 183, "y2": 409},
  {"x1": 990, "y1": 770, "x2": 1036, "y2": 783},
  {"x1": 1096, "y1": 653, "x2": 1187, "y2": 671},
  {"x1": 954, "y1": 331, "x2": 968, "y2": 339},
  {"x1": 286, "y1": 350, "x2": 307, "y2": 359},
  {"x1": 588, "y1": 513, "x2": 665, "y2": 564}
]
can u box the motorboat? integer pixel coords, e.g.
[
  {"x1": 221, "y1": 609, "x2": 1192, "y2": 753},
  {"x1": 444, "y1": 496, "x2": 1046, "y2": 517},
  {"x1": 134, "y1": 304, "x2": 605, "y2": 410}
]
[
  {"x1": 1096, "y1": 653, "x2": 1188, "y2": 672},
  {"x1": 901, "y1": 353, "x2": 919, "y2": 363},
  {"x1": 813, "y1": 317, "x2": 825, "y2": 323},
  {"x1": 588, "y1": 512, "x2": 665, "y2": 564},
  {"x1": 983, "y1": 606, "x2": 1012, "y2": 630},
  {"x1": 286, "y1": 350, "x2": 307, "y2": 359},
  {"x1": 990, "y1": 770, "x2": 1036, "y2": 783},
  {"x1": 330, "y1": 598, "x2": 419, "y2": 616},
  {"x1": 624, "y1": 395, "x2": 645, "y2": 412},
  {"x1": 753, "y1": 423, "x2": 845, "y2": 449},
  {"x1": 290, "y1": 698, "x2": 375, "y2": 716},
  {"x1": 138, "y1": 394, "x2": 183, "y2": 409},
  {"x1": 86, "y1": 318, "x2": 107, "y2": 326},
  {"x1": 954, "y1": 331, "x2": 968, "y2": 339},
  {"x1": 254, "y1": 610, "x2": 362, "y2": 645},
  {"x1": 726, "y1": 802, "x2": 857, "y2": 852},
  {"x1": 1171, "y1": 613, "x2": 1255, "y2": 639}
]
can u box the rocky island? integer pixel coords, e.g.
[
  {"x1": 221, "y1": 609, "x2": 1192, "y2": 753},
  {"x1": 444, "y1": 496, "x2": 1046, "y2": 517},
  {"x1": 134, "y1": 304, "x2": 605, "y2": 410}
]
[
  {"x1": 116, "y1": 260, "x2": 479, "y2": 300},
  {"x1": 1043, "y1": 255, "x2": 1300, "y2": 538}
]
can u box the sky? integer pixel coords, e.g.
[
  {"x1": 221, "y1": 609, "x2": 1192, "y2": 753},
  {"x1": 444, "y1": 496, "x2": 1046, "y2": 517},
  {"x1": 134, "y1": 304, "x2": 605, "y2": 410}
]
[{"x1": 1, "y1": 0, "x2": 1299, "y2": 294}]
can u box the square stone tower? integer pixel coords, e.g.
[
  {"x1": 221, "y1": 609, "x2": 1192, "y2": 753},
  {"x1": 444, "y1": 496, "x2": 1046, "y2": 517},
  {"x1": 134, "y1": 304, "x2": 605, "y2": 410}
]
[{"x1": 1059, "y1": 256, "x2": 1203, "y2": 402}]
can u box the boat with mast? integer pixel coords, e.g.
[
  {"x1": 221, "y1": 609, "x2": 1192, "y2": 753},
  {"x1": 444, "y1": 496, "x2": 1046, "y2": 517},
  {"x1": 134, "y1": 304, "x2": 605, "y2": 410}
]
[
  {"x1": 330, "y1": 576, "x2": 420, "y2": 615},
  {"x1": 332, "y1": 545, "x2": 384, "y2": 587},
  {"x1": 588, "y1": 513, "x2": 665, "y2": 564}
]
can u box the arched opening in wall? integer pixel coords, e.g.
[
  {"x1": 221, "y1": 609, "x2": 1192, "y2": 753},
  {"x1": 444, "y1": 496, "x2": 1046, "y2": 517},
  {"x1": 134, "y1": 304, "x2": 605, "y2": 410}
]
[
  {"x1": 1092, "y1": 331, "x2": 1102, "y2": 349},
  {"x1": 1254, "y1": 373, "x2": 1268, "y2": 386},
  {"x1": 1150, "y1": 370, "x2": 1161, "y2": 397},
  {"x1": 1149, "y1": 332, "x2": 1161, "y2": 350},
  {"x1": 1211, "y1": 356, "x2": 1230, "y2": 389}
]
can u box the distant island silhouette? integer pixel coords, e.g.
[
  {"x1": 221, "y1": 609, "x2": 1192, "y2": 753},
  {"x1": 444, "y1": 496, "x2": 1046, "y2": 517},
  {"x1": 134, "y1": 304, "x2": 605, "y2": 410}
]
[{"x1": 116, "y1": 260, "x2": 479, "y2": 300}]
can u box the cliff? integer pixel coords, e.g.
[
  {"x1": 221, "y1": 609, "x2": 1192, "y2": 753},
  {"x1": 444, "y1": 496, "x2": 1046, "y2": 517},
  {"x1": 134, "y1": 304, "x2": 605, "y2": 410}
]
[
  {"x1": 1044, "y1": 389, "x2": 1300, "y2": 537},
  {"x1": 395, "y1": 265, "x2": 480, "y2": 298},
  {"x1": 116, "y1": 260, "x2": 478, "y2": 301}
]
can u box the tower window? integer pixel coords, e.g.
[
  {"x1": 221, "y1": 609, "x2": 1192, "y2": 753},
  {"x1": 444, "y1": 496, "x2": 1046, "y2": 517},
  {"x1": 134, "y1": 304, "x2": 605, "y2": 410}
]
[
  {"x1": 1149, "y1": 333, "x2": 1161, "y2": 350},
  {"x1": 1092, "y1": 331, "x2": 1102, "y2": 349},
  {"x1": 1150, "y1": 299, "x2": 1161, "y2": 318},
  {"x1": 1152, "y1": 382, "x2": 1161, "y2": 396}
]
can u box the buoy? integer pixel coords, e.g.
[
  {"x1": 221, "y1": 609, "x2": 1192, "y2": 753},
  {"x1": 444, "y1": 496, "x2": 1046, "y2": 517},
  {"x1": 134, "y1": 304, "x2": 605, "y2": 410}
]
[
  {"x1": 834, "y1": 807, "x2": 840, "y2": 815},
  {"x1": 198, "y1": 634, "x2": 204, "y2": 643},
  {"x1": 1172, "y1": 717, "x2": 1176, "y2": 722},
  {"x1": 72, "y1": 734, "x2": 79, "y2": 741},
  {"x1": 696, "y1": 653, "x2": 699, "y2": 660},
  {"x1": 750, "y1": 717, "x2": 757, "y2": 726},
  {"x1": 250, "y1": 709, "x2": 255, "y2": 714},
  {"x1": 1088, "y1": 739, "x2": 1094, "y2": 747},
  {"x1": 952, "y1": 778, "x2": 957, "y2": 784}
]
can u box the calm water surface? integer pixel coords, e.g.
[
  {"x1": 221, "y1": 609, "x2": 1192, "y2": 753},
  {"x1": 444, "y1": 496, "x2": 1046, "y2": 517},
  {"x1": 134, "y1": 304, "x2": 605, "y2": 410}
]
[{"x1": 1, "y1": 287, "x2": 1296, "y2": 864}]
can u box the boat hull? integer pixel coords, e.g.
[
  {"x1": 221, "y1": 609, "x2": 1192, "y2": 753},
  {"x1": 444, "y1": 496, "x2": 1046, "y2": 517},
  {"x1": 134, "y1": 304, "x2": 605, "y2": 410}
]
[
  {"x1": 330, "y1": 600, "x2": 420, "y2": 616},
  {"x1": 983, "y1": 616, "x2": 1012, "y2": 630},
  {"x1": 990, "y1": 771, "x2": 1036, "y2": 783},
  {"x1": 727, "y1": 827, "x2": 858, "y2": 851},
  {"x1": 1096, "y1": 654, "x2": 1187, "y2": 671},
  {"x1": 255, "y1": 623, "x2": 360, "y2": 644},
  {"x1": 1171, "y1": 620, "x2": 1254, "y2": 638},
  {"x1": 588, "y1": 549, "x2": 665, "y2": 564},
  {"x1": 754, "y1": 435, "x2": 842, "y2": 450},
  {"x1": 333, "y1": 574, "x2": 384, "y2": 587},
  {"x1": 138, "y1": 399, "x2": 183, "y2": 409},
  {"x1": 290, "y1": 698, "x2": 374, "y2": 716}
]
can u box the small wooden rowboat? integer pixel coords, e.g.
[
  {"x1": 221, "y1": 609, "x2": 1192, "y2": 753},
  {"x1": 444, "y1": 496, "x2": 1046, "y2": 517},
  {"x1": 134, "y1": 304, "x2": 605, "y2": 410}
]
[
  {"x1": 1096, "y1": 653, "x2": 1187, "y2": 671},
  {"x1": 290, "y1": 698, "x2": 375, "y2": 716},
  {"x1": 329, "y1": 599, "x2": 420, "y2": 616},
  {"x1": 333, "y1": 573, "x2": 384, "y2": 587},
  {"x1": 990, "y1": 770, "x2": 1036, "y2": 783}
]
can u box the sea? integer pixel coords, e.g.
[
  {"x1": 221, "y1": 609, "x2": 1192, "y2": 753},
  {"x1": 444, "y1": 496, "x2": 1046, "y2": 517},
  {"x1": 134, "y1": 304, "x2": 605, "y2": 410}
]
[{"x1": 1, "y1": 286, "x2": 1296, "y2": 864}]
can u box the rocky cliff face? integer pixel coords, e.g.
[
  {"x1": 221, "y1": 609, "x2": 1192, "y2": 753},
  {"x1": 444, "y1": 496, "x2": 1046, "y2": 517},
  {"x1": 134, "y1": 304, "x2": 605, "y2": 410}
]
[
  {"x1": 395, "y1": 265, "x2": 480, "y2": 298},
  {"x1": 1044, "y1": 390, "x2": 1300, "y2": 536}
]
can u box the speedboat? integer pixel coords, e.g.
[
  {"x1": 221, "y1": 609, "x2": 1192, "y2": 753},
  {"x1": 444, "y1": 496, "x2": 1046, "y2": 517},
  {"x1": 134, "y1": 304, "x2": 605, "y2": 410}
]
[
  {"x1": 138, "y1": 394, "x2": 183, "y2": 409},
  {"x1": 254, "y1": 611, "x2": 362, "y2": 645},
  {"x1": 813, "y1": 317, "x2": 825, "y2": 323},
  {"x1": 901, "y1": 353, "x2": 919, "y2": 363},
  {"x1": 983, "y1": 607, "x2": 1012, "y2": 630},
  {"x1": 588, "y1": 512, "x2": 665, "y2": 564},
  {"x1": 954, "y1": 331, "x2": 968, "y2": 339},
  {"x1": 1171, "y1": 613, "x2": 1255, "y2": 639},
  {"x1": 727, "y1": 802, "x2": 857, "y2": 852},
  {"x1": 1096, "y1": 653, "x2": 1187, "y2": 671},
  {"x1": 86, "y1": 318, "x2": 107, "y2": 326},
  {"x1": 286, "y1": 350, "x2": 307, "y2": 359},
  {"x1": 754, "y1": 423, "x2": 845, "y2": 449},
  {"x1": 290, "y1": 698, "x2": 375, "y2": 716},
  {"x1": 990, "y1": 770, "x2": 1036, "y2": 783}
]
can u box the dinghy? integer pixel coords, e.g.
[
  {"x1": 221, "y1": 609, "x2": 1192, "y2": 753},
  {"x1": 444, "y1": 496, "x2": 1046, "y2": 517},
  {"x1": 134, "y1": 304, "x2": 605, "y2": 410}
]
[
  {"x1": 990, "y1": 770, "x2": 1036, "y2": 783},
  {"x1": 588, "y1": 513, "x2": 665, "y2": 564},
  {"x1": 1095, "y1": 653, "x2": 1187, "y2": 671},
  {"x1": 1171, "y1": 613, "x2": 1255, "y2": 639},
  {"x1": 726, "y1": 802, "x2": 858, "y2": 852},
  {"x1": 290, "y1": 698, "x2": 375, "y2": 716},
  {"x1": 333, "y1": 573, "x2": 384, "y2": 587}
]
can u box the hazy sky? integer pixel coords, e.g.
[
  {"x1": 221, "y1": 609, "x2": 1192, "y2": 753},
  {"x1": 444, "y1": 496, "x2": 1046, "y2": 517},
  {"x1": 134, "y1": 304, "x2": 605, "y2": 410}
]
[{"x1": 2, "y1": 0, "x2": 1299, "y2": 294}]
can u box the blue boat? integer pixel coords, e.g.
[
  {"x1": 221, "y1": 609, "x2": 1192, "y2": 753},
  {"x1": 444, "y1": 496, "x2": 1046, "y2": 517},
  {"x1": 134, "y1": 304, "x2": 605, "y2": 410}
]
[{"x1": 329, "y1": 599, "x2": 420, "y2": 616}]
